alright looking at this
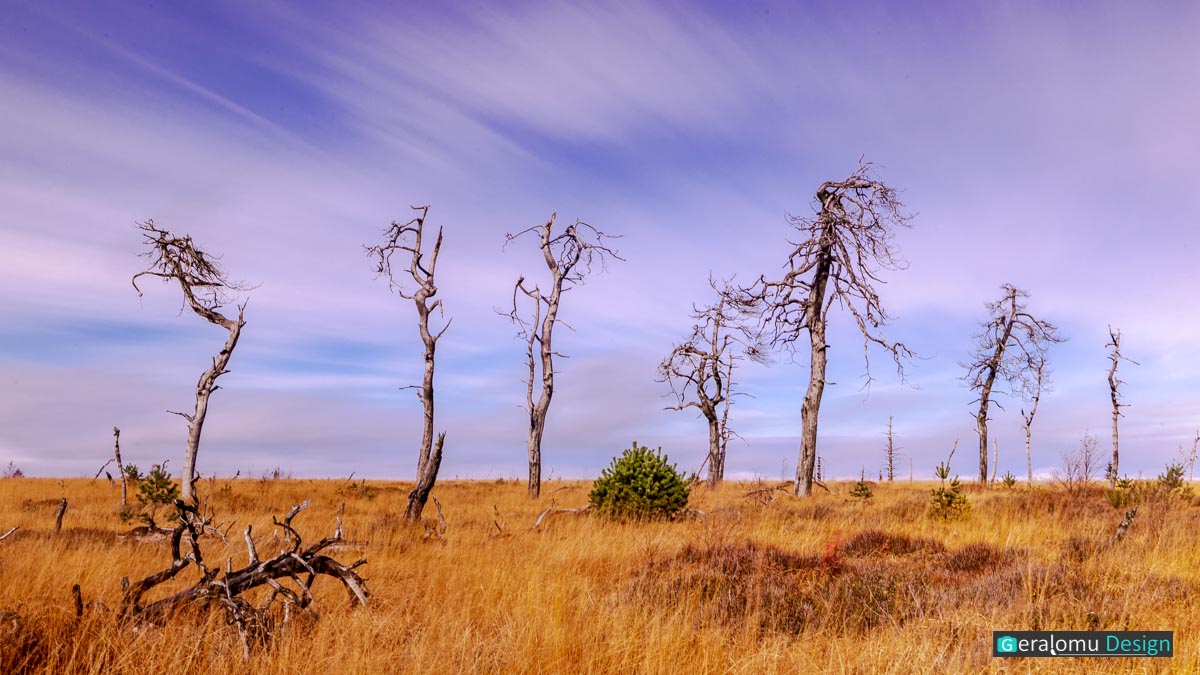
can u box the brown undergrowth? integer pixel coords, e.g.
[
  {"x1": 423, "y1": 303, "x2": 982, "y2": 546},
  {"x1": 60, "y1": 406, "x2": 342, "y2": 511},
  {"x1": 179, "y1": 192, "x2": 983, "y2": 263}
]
[{"x1": 0, "y1": 477, "x2": 1197, "y2": 673}]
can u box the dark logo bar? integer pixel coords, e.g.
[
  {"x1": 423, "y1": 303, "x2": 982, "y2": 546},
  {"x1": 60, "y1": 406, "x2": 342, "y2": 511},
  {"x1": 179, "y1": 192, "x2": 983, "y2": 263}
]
[{"x1": 993, "y1": 631, "x2": 1173, "y2": 657}]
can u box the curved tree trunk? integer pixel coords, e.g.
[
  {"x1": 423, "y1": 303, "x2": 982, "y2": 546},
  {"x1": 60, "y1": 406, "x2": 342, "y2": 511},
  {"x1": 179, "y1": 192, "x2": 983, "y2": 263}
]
[
  {"x1": 404, "y1": 286, "x2": 445, "y2": 522},
  {"x1": 182, "y1": 308, "x2": 243, "y2": 503}
]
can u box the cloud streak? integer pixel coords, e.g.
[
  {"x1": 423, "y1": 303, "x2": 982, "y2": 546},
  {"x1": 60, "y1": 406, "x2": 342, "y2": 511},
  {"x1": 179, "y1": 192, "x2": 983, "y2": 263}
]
[{"x1": 1, "y1": 2, "x2": 1197, "y2": 481}]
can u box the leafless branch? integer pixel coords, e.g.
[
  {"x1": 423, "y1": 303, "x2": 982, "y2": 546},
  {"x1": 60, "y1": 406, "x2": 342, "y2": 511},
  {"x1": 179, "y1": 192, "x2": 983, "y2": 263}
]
[
  {"x1": 531, "y1": 502, "x2": 591, "y2": 531},
  {"x1": 119, "y1": 500, "x2": 368, "y2": 656}
]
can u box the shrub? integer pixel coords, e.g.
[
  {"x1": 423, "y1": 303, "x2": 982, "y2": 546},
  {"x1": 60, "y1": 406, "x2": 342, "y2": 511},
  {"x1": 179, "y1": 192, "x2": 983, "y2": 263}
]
[
  {"x1": 1, "y1": 461, "x2": 24, "y2": 479},
  {"x1": 1159, "y1": 462, "x2": 1186, "y2": 491},
  {"x1": 850, "y1": 470, "x2": 873, "y2": 502},
  {"x1": 589, "y1": 441, "x2": 689, "y2": 520},
  {"x1": 137, "y1": 463, "x2": 180, "y2": 508},
  {"x1": 928, "y1": 460, "x2": 971, "y2": 521},
  {"x1": 123, "y1": 463, "x2": 144, "y2": 483},
  {"x1": 1106, "y1": 477, "x2": 1137, "y2": 509},
  {"x1": 1001, "y1": 471, "x2": 1017, "y2": 489},
  {"x1": 1157, "y1": 462, "x2": 1195, "y2": 502}
]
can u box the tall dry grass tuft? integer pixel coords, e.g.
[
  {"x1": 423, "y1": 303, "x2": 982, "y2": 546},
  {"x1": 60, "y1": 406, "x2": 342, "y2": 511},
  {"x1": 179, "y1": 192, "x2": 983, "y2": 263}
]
[{"x1": 0, "y1": 477, "x2": 1198, "y2": 673}]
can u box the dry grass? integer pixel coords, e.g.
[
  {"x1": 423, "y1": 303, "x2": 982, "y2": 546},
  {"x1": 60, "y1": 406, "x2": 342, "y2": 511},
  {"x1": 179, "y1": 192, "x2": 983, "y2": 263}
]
[{"x1": 0, "y1": 477, "x2": 1197, "y2": 673}]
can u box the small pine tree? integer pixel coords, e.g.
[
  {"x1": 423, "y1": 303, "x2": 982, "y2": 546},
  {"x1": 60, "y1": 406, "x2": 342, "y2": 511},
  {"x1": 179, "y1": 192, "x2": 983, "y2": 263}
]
[
  {"x1": 121, "y1": 462, "x2": 181, "y2": 526},
  {"x1": 929, "y1": 460, "x2": 971, "y2": 520},
  {"x1": 589, "y1": 441, "x2": 690, "y2": 520},
  {"x1": 850, "y1": 468, "x2": 873, "y2": 501}
]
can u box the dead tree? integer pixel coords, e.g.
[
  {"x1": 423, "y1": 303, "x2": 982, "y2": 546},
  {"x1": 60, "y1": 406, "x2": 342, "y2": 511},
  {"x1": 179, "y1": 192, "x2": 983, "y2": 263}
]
[
  {"x1": 884, "y1": 416, "x2": 898, "y2": 482},
  {"x1": 739, "y1": 162, "x2": 914, "y2": 497},
  {"x1": 991, "y1": 437, "x2": 999, "y2": 486},
  {"x1": 505, "y1": 214, "x2": 622, "y2": 499},
  {"x1": 132, "y1": 221, "x2": 248, "y2": 503},
  {"x1": 1105, "y1": 325, "x2": 1138, "y2": 485},
  {"x1": 658, "y1": 279, "x2": 748, "y2": 486},
  {"x1": 114, "y1": 427, "x2": 128, "y2": 506},
  {"x1": 53, "y1": 498, "x2": 67, "y2": 533},
  {"x1": 1019, "y1": 361, "x2": 1047, "y2": 484},
  {"x1": 119, "y1": 500, "x2": 366, "y2": 658},
  {"x1": 962, "y1": 284, "x2": 1064, "y2": 483},
  {"x1": 366, "y1": 206, "x2": 449, "y2": 522},
  {"x1": 1189, "y1": 431, "x2": 1199, "y2": 483}
]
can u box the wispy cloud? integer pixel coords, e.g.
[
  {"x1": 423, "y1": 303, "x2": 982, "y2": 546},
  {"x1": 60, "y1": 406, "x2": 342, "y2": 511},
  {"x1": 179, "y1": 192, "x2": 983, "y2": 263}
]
[{"x1": 1, "y1": 1, "x2": 1197, "y2": 480}]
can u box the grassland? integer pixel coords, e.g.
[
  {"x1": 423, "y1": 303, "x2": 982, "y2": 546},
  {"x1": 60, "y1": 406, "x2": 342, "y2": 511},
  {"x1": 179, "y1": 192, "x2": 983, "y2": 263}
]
[{"x1": 0, "y1": 476, "x2": 1196, "y2": 673}]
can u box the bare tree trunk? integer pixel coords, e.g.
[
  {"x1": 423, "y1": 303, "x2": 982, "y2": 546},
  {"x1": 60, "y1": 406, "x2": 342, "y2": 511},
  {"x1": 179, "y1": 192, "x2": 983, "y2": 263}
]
[
  {"x1": 886, "y1": 416, "x2": 895, "y2": 482},
  {"x1": 519, "y1": 285, "x2": 545, "y2": 499},
  {"x1": 1187, "y1": 431, "x2": 1199, "y2": 483},
  {"x1": 991, "y1": 436, "x2": 999, "y2": 486},
  {"x1": 1108, "y1": 328, "x2": 1121, "y2": 485},
  {"x1": 404, "y1": 433, "x2": 444, "y2": 522},
  {"x1": 1025, "y1": 427, "x2": 1033, "y2": 485},
  {"x1": 1020, "y1": 361, "x2": 1045, "y2": 486},
  {"x1": 405, "y1": 296, "x2": 444, "y2": 521},
  {"x1": 54, "y1": 498, "x2": 67, "y2": 533},
  {"x1": 1105, "y1": 326, "x2": 1135, "y2": 486},
  {"x1": 528, "y1": 276, "x2": 558, "y2": 499},
  {"x1": 975, "y1": 393, "x2": 992, "y2": 483},
  {"x1": 973, "y1": 321, "x2": 1013, "y2": 483},
  {"x1": 114, "y1": 426, "x2": 128, "y2": 507},
  {"x1": 706, "y1": 412, "x2": 722, "y2": 485},
  {"x1": 179, "y1": 313, "x2": 243, "y2": 503},
  {"x1": 712, "y1": 351, "x2": 735, "y2": 486},
  {"x1": 796, "y1": 263, "x2": 831, "y2": 496},
  {"x1": 526, "y1": 423, "x2": 544, "y2": 499}
]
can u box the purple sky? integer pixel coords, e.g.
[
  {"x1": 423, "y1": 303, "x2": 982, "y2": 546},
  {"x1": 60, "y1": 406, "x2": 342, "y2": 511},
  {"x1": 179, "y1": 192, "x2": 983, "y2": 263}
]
[{"x1": 2, "y1": 2, "x2": 1198, "y2": 481}]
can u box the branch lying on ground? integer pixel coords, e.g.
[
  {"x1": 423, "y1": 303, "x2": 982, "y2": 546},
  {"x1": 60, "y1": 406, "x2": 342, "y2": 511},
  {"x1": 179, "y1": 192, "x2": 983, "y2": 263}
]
[
  {"x1": 531, "y1": 502, "x2": 591, "y2": 531},
  {"x1": 117, "y1": 500, "x2": 368, "y2": 658}
]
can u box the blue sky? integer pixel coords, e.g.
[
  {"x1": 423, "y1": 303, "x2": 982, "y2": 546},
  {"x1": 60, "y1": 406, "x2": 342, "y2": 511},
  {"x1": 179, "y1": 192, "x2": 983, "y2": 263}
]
[{"x1": 2, "y1": 1, "x2": 1198, "y2": 481}]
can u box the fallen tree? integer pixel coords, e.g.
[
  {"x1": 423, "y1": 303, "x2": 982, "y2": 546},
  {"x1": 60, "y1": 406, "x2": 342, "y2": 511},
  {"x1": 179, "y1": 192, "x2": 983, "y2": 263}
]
[{"x1": 119, "y1": 500, "x2": 368, "y2": 658}]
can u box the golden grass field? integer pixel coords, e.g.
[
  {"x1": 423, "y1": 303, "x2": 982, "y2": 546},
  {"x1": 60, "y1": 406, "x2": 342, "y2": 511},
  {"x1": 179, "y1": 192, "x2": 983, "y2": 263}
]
[{"x1": 0, "y1": 476, "x2": 1196, "y2": 674}]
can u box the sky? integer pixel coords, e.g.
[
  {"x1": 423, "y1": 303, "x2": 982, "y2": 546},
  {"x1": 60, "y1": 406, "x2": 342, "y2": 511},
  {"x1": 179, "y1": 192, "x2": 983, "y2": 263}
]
[{"x1": 1, "y1": 1, "x2": 1198, "y2": 483}]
